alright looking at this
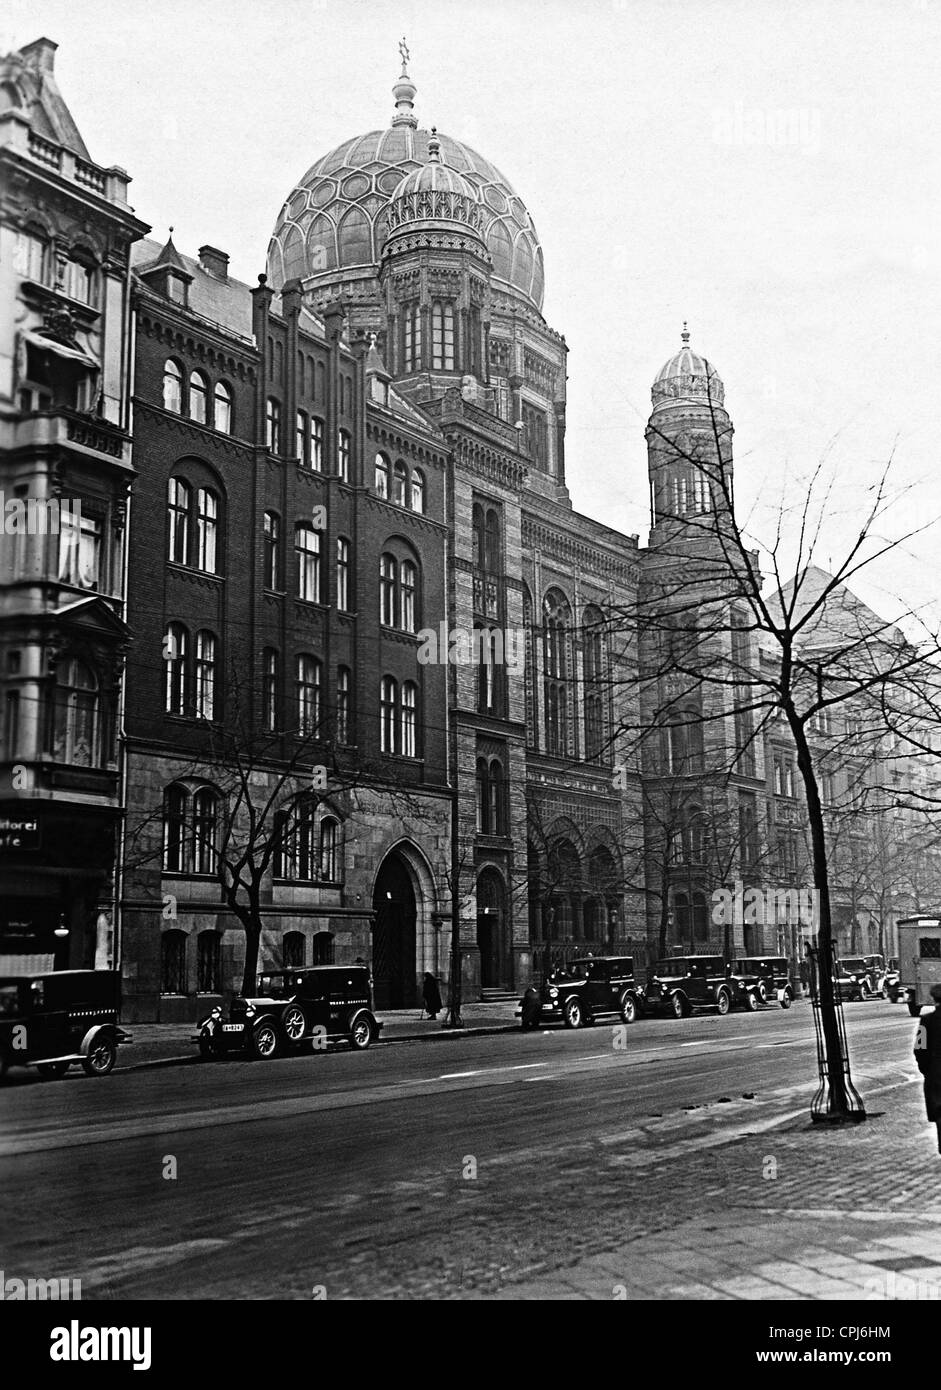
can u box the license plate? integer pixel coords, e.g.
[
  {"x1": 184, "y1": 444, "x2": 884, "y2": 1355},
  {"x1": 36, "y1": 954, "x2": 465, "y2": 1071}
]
[{"x1": 222, "y1": 1025, "x2": 243, "y2": 1033}]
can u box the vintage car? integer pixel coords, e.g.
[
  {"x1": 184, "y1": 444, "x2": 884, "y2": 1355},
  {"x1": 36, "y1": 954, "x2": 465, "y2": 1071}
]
[
  {"x1": 524, "y1": 956, "x2": 642, "y2": 1029},
  {"x1": 834, "y1": 956, "x2": 884, "y2": 1001},
  {"x1": 195, "y1": 965, "x2": 382, "y2": 1060},
  {"x1": 0, "y1": 970, "x2": 129, "y2": 1079},
  {"x1": 731, "y1": 955, "x2": 795, "y2": 1008},
  {"x1": 641, "y1": 955, "x2": 757, "y2": 1018}
]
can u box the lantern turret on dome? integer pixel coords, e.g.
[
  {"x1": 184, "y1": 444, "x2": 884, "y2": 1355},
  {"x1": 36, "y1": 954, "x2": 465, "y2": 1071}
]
[
  {"x1": 651, "y1": 323, "x2": 725, "y2": 414},
  {"x1": 382, "y1": 129, "x2": 488, "y2": 250}
]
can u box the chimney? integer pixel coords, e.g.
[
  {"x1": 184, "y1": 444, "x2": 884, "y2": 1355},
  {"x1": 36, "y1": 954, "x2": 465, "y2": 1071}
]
[
  {"x1": 198, "y1": 245, "x2": 229, "y2": 280},
  {"x1": 20, "y1": 37, "x2": 57, "y2": 73}
]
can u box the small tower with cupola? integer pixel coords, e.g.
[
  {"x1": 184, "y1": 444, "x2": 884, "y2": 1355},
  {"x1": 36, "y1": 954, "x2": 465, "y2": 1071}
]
[{"x1": 378, "y1": 129, "x2": 493, "y2": 403}]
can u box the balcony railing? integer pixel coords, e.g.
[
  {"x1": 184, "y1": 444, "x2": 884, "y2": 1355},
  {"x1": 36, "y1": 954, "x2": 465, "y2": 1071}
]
[{"x1": 28, "y1": 130, "x2": 61, "y2": 169}]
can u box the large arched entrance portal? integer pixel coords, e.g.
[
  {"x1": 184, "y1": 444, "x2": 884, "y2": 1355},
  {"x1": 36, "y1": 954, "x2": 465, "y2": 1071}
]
[
  {"x1": 477, "y1": 866, "x2": 509, "y2": 989},
  {"x1": 372, "y1": 851, "x2": 417, "y2": 1008}
]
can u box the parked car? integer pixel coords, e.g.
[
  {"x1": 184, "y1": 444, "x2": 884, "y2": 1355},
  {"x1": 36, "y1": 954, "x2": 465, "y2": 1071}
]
[
  {"x1": 0, "y1": 970, "x2": 129, "y2": 1080},
  {"x1": 834, "y1": 956, "x2": 883, "y2": 1001},
  {"x1": 731, "y1": 956, "x2": 795, "y2": 1008},
  {"x1": 195, "y1": 965, "x2": 382, "y2": 1060},
  {"x1": 641, "y1": 955, "x2": 756, "y2": 1018},
  {"x1": 523, "y1": 956, "x2": 641, "y2": 1029},
  {"x1": 884, "y1": 957, "x2": 903, "y2": 1003}
]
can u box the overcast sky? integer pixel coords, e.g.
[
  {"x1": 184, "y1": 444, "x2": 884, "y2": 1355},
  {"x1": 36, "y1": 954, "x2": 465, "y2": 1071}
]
[{"x1": 9, "y1": 0, "x2": 940, "y2": 629}]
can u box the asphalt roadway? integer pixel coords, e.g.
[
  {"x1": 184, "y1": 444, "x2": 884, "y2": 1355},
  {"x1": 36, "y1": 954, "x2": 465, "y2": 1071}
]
[{"x1": 0, "y1": 999, "x2": 922, "y2": 1299}]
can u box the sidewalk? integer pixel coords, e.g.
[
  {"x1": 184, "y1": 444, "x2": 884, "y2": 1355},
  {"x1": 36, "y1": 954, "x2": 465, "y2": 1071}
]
[
  {"x1": 121, "y1": 999, "x2": 521, "y2": 1068},
  {"x1": 493, "y1": 1073, "x2": 941, "y2": 1301}
]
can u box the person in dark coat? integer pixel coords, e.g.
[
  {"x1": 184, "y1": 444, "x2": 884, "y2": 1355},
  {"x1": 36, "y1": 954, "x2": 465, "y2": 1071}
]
[
  {"x1": 914, "y1": 983, "x2": 941, "y2": 1155},
  {"x1": 520, "y1": 984, "x2": 541, "y2": 1031},
  {"x1": 422, "y1": 972, "x2": 442, "y2": 1020}
]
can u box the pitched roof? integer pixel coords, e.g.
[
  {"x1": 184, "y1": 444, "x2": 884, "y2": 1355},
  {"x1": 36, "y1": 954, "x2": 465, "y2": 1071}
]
[{"x1": 771, "y1": 565, "x2": 902, "y2": 653}]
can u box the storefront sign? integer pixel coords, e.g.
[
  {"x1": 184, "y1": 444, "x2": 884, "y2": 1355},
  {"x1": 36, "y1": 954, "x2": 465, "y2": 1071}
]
[{"x1": 0, "y1": 817, "x2": 40, "y2": 852}]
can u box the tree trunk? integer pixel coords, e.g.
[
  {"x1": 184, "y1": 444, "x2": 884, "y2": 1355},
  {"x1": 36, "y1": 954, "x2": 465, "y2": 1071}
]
[{"x1": 790, "y1": 712, "x2": 851, "y2": 1117}]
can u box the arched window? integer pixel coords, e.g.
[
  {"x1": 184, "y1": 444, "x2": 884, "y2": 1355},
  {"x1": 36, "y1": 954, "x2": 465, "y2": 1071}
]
[
  {"x1": 194, "y1": 631, "x2": 217, "y2": 721},
  {"x1": 336, "y1": 537, "x2": 351, "y2": 611},
  {"x1": 312, "y1": 931, "x2": 335, "y2": 965},
  {"x1": 163, "y1": 785, "x2": 188, "y2": 872},
  {"x1": 283, "y1": 931, "x2": 305, "y2": 969},
  {"x1": 197, "y1": 931, "x2": 222, "y2": 992},
  {"x1": 310, "y1": 416, "x2": 324, "y2": 471},
  {"x1": 213, "y1": 380, "x2": 232, "y2": 434},
  {"x1": 431, "y1": 301, "x2": 455, "y2": 370},
  {"x1": 296, "y1": 655, "x2": 322, "y2": 737},
  {"x1": 189, "y1": 370, "x2": 209, "y2": 424},
  {"x1": 401, "y1": 681, "x2": 418, "y2": 757},
  {"x1": 337, "y1": 428, "x2": 351, "y2": 481},
  {"x1": 686, "y1": 806, "x2": 707, "y2": 864},
  {"x1": 336, "y1": 666, "x2": 351, "y2": 743},
  {"x1": 476, "y1": 627, "x2": 505, "y2": 716},
  {"x1": 195, "y1": 487, "x2": 219, "y2": 573},
  {"x1": 167, "y1": 478, "x2": 190, "y2": 563},
  {"x1": 295, "y1": 409, "x2": 309, "y2": 464},
  {"x1": 165, "y1": 623, "x2": 189, "y2": 714},
  {"x1": 400, "y1": 560, "x2": 417, "y2": 632},
  {"x1": 583, "y1": 606, "x2": 607, "y2": 763},
  {"x1": 380, "y1": 676, "x2": 397, "y2": 754},
  {"x1": 266, "y1": 397, "x2": 281, "y2": 452},
  {"x1": 692, "y1": 891, "x2": 709, "y2": 943},
  {"x1": 295, "y1": 524, "x2": 321, "y2": 602},
  {"x1": 411, "y1": 469, "x2": 425, "y2": 514},
  {"x1": 163, "y1": 359, "x2": 183, "y2": 414},
  {"x1": 52, "y1": 658, "x2": 99, "y2": 767},
  {"x1": 161, "y1": 930, "x2": 187, "y2": 994},
  {"x1": 262, "y1": 648, "x2": 279, "y2": 733},
  {"x1": 490, "y1": 760, "x2": 505, "y2": 834},
  {"x1": 393, "y1": 460, "x2": 408, "y2": 507},
  {"x1": 192, "y1": 788, "x2": 218, "y2": 874},
  {"x1": 403, "y1": 303, "x2": 422, "y2": 371},
  {"x1": 375, "y1": 452, "x2": 390, "y2": 499},
  {"x1": 379, "y1": 553, "x2": 397, "y2": 626},
  {"x1": 485, "y1": 510, "x2": 501, "y2": 573},
  {"x1": 263, "y1": 511, "x2": 281, "y2": 590},
  {"x1": 319, "y1": 817, "x2": 339, "y2": 881},
  {"x1": 543, "y1": 590, "x2": 572, "y2": 757},
  {"x1": 476, "y1": 758, "x2": 490, "y2": 833}
]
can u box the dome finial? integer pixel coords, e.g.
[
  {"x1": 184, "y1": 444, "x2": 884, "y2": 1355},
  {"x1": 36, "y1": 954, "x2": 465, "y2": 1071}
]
[
  {"x1": 429, "y1": 126, "x2": 441, "y2": 162},
  {"x1": 392, "y1": 38, "x2": 418, "y2": 127},
  {"x1": 681, "y1": 320, "x2": 690, "y2": 346}
]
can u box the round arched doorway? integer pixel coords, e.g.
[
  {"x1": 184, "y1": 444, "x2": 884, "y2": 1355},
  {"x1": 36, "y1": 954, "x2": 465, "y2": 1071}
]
[
  {"x1": 372, "y1": 851, "x2": 418, "y2": 1008},
  {"x1": 477, "y1": 866, "x2": 508, "y2": 989}
]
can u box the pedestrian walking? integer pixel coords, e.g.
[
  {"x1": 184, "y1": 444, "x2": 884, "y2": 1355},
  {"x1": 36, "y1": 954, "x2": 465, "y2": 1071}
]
[
  {"x1": 520, "y1": 984, "x2": 541, "y2": 1031},
  {"x1": 914, "y1": 983, "x2": 941, "y2": 1156},
  {"x1": 422, "y1": 972, "x2": 442, "y2": 1020}
]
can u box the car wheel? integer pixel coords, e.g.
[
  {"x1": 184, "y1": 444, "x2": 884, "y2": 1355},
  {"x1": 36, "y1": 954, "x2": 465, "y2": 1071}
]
[
  {"x1": 348, "y1": 1012, "x2": 374, "y2": 1051},
  {"x1": 281, "y1": 1005, "x2": 307, "y2": 1046},
  {"x1": 745, "y1": 990, "x2": 760, "y2": 1012},
  {"x1": 780, "y1": 988, "x2": 793, "y2": 1010},
  {"x1": 715, "y1": 989, "x2": 731, "y2": 1016},
  {"x1": 887, "y1": 988, "x2": 899, "y2": 1004},
  {"x1": 859, "y1": 980, "x2": 871, "y2": 1001},
  {"x1": 756, "y1": 979, "x2": 768, "y2": 1004},
  {"x1": 81, "y1": 1035, "x2": 116, "y2": 1077},
  {"x1": 562, "y1": 997, "x2": 583, "y2": 1029},
  {"x1": 620, "y1": 991, "x2": 637, "y2": 1024},
  {"x1": 250, "y1": 1020, "x2": 279, "y2": 1060},
  {"x1": 37, "y1": 1061, "x2": 70, "y2": 1080},
  {"x1": 671, "y1": 991, "x2": 690, "y2": 1019}
]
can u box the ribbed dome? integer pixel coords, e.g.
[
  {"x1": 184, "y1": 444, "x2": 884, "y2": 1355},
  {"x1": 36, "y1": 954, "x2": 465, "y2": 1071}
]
[
  {"x1": 267, "y1": 126, "x2": 544, "y2": 310},
  {"x1": 652, "y1": 329, "x2": 725, "y2": 411}
]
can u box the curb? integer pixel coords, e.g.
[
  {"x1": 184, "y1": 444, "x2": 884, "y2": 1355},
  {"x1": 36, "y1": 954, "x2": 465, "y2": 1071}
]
[{"x1": 125, "y1": 1020, "x2": 522, "y2": 1071}]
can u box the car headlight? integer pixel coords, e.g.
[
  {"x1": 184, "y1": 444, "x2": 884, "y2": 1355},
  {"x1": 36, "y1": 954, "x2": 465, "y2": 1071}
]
[{"x1": 549, "y1": 987, "x2": 559, "y2": 1000}]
